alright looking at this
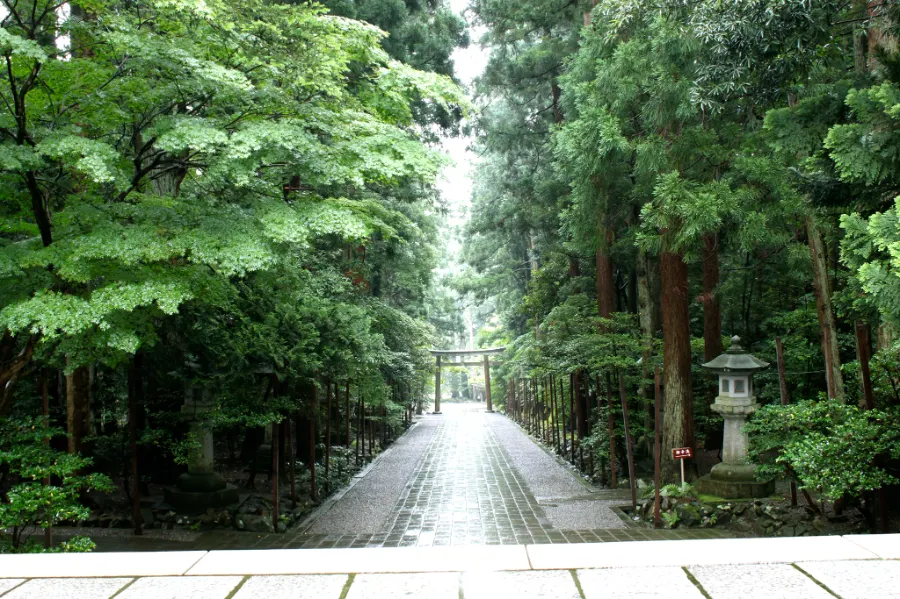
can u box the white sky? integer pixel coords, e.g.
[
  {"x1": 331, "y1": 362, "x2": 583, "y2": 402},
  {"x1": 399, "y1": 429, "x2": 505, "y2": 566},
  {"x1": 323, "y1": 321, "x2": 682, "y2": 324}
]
[{"x1": 436, "y1": 0, "x2": 488, "y2": 267}]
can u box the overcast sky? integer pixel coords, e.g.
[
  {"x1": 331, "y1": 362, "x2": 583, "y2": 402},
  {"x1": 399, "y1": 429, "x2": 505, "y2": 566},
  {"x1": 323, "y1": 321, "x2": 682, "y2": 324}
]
[{"x1": 436, "y1": 1, "x2": 488, "y2": 265}]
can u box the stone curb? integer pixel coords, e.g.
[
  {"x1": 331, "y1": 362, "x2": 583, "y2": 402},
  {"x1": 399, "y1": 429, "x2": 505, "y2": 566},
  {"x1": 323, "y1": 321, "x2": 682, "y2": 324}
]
[{"x1": 1, "y1": 535, "x2": 895, "y2": 579}]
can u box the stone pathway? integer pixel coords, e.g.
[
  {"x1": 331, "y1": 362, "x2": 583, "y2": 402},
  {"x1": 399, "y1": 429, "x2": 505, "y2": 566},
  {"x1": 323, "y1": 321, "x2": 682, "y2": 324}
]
[
  {"x1": 1, "y1": 535, "x2": 898, "y2": 598},
  {"x1": 77, "y1": 403, "x2": 730, "y2": 552}
]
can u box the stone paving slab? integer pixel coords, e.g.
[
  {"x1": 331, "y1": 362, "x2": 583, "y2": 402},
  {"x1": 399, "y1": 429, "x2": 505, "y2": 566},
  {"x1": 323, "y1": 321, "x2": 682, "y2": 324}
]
[
  {"x1": 689, "y1": 564, "x2": 833, "y2": 599},
  {"x1": 116, "y1": 576, "x2": 243, "y2": 599},
  {"x1": 231, "y1": 574, "x2": 348, "y2": 599},
  {"x1": 525, "y1": 535, "x2": 880, "y2": 570},
  {"x1": 0, "y1": 581, "x2": 23, "y2": 597},
  {"x1": 346, "y1": 572, "x2": 459, "y2": 599},
  {"x1": 798, "y1": 559, "x2": 900, "y2": 599},
  {"x1": 462, "y1": 570, "x2": 581, "y2": 599},
  {"x1": 843, "y1": 532, "x2": 900, "y2": 558},
  {"x1": 1, "y1": 577, "x2": 132, "y2": 599},
  {"x1": 576, "y1": 566, "x2": 706, "y2": 599},
  {"x1": 0, "y1": 536, "x2": 898, "y2": 599},
  {"x1": 0, "y1": 550, "x2": 207, "y2": 578},
  {"x1": 187, "y1": 545, "x2": 531, "y2": 575}
]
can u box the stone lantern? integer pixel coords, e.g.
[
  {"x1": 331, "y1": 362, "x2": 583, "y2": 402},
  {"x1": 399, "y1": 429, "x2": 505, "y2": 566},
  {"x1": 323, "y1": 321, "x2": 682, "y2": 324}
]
[
  {"x1": 165, "y1": 384, "x2": 239, "y2": 510},
  {"x1": 697, "y1": 336, "x2": 775, "y2": 499}
]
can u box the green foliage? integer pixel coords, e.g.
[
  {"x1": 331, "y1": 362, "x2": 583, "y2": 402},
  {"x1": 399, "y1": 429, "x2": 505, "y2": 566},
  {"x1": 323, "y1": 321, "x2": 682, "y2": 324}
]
[
  {"x1": 747, "y1": 401, "x2": 900, "y2": 500},
  {"x1": 0, "y1": 418, "x2": 112, "y2": 553}
]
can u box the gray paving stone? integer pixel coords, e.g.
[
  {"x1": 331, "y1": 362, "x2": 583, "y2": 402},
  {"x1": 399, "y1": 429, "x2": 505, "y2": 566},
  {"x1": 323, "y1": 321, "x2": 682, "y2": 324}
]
[
  {"x1": 231, "y1": 575, "x2": 347, "y2": 599},
  {"x1": 307, "y1": 418, "x2": 440, "y2": 535},
  {"x1": 346, "y1": 573, "x2": 459, "y2": 599},
  {"x1": 542, "y1": 500, "x2": 627, "y2": 529},
  {"x1": 115, "y1": 576, "x2": 243, "y2": 599},
  {"x1": 3, "y1": 578, "x2": 131, "y2": 599},
  {"x1": 577, "y1": 567, "x2": 705, "y2": 599},
  {"x1": 0, "y1": 580, "x2": 24, "y2": 597},
  {"x1": 463, "y1": 570, "x2": 580, "y2": 599},
  {"x1": 798, "y1": 559, "x2": 900, "y2": 599},
  {"x1": 689, "y1": 564, "x2": 834, "y2": 599}
]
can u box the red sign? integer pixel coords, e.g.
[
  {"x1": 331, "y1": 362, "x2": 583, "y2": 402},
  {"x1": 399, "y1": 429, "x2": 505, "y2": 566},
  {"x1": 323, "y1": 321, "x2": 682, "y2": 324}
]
[{"x1": 672, "y1": 447, "x2": 693, "y2": 460}]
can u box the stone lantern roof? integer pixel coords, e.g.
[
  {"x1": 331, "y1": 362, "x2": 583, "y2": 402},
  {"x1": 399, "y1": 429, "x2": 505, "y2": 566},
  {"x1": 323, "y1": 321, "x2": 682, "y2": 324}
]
[{"x1": 701, "y1": 336, "x2": 769, "y2": 374}]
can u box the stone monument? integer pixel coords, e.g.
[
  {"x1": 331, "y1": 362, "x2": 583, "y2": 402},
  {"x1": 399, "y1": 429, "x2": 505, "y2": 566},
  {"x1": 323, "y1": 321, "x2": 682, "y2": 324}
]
[
  {"x1": 165, "y1": 387, "x2": 239, "y2": 510},
  {"x1": 697, "y1": 336, "x2": 775, "y2": 499}
]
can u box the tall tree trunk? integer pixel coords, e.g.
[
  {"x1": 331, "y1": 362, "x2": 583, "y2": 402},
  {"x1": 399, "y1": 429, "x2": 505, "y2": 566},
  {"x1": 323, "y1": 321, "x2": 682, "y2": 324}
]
[
  {"x1": 806, "y1": 215, "x2": 845, "y2": 401},
  {"x1": 637, "y1": 250, "x2": 658, "y2": 439},
  {"x1": 66, "y1": 362, "x2": 92, "y2": 455},
  {"x1": 660, "y1": 251, "x2": 693, "y2": 480},
  {"x1": 702, "y1": 234, "x2": 723, "y2": 361},
  {"x1": 596, "y1": 251, "x2": 615, "y2": 319}
]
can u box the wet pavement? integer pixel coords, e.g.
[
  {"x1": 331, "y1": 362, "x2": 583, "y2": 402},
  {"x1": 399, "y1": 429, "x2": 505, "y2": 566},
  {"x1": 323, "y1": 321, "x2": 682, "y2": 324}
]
[{"x1": 82, "y1": 403, "x2": 731, "y2": 551}]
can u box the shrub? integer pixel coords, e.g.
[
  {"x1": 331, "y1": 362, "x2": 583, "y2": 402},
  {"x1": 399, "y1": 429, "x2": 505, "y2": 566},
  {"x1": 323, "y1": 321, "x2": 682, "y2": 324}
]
[{"x1": 0, "y1": 417, "x2": 113, "y2": 553}]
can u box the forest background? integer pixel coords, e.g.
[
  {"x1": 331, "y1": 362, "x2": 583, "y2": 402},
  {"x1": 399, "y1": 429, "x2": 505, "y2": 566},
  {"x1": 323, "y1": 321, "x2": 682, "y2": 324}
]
[{"x1": 2, "y1": 0, "x2": 900, "y2": 551}]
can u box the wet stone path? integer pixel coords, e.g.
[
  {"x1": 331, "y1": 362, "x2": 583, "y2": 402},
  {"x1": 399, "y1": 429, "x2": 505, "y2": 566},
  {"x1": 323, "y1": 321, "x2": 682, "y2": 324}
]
[{"x1": 86, "y1": 404, "x2": 731, "y2": 551}]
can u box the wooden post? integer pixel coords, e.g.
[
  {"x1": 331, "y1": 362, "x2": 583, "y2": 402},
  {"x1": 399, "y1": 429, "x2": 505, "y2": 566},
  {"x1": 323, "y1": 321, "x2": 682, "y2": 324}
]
[
  {"x1": 654, "y1": 368, "x2": 662, "y2": 528},
  {"x1": 775, "y1": 337, "x2": 797, "y2": 507},
  {"x1": 286, "y1": 415, "x2": 296, "y2": 508},
  {"x1": 607, "y1": 374, "x2": 618, "y2": 489},
  {"x1": 853, "y1": 324, "x2": 889, "y2": 532},
  {"x1": 41, "y1": 370, "x2": 52, "y2": 548},
  {"x1": 434, "y1": 355, "x2": 442, "y2": 414},
  {"x1": 127, "y1": 355, "x2": 143, "y2": 537},
  {"x1": 483, "y1": 355, "x2": 493, "y2": 412},
  {"x1": 856, "y1": 323, "x2": 876, "y2": 410},
  {"x1": 309, "y1": 384, "x2": 318, "y2": 502},
  {"x1": 569, "y1": 374, "x2": 576, "y2": 463},
  {"x1": 560, "y1": 377, "x2": 568, "y2": 459},
  {"x1": 554, "y1": 375, "x2": 561, "y2": 452},
  {"x1": 356, "y1": 394, "x2": 363, "y2": 466},
  {"x1": 345, "y1": 381, "x2": 351, "y2": 447},
  {"x1": 325, "y1": 379, "x2": 332, "y2": 491},
  {"x1": 595, "y1": 374, "x2": 604, "y2": 484},
  {"x1": 368, "y1": 405, "x2": 374, "y2": 457},
  {"x1": 619, "y1": 371, "x2": 637, "y2": 509},
  {"x1": 272, "y1": 420, "x2": 280, "y2": 531}
]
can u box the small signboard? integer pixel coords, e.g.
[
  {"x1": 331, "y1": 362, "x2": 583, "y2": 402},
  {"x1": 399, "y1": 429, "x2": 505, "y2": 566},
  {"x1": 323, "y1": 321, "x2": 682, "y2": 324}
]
[{"x1": 672, "y1": 447, "x2": 693, "y2": 460}]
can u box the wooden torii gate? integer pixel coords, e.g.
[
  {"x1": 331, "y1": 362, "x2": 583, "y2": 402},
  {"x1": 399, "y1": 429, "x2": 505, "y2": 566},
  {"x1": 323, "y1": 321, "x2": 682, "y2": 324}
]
[{"x1": 429, "y1": 347, "x2": 505, "y2": 414}]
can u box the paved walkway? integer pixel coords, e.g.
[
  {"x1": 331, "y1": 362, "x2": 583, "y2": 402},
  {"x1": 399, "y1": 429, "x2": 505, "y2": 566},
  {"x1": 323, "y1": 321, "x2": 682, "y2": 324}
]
[
  {"x1": 84, "y1": 403, "x2": 731, "y2": 551},
  {"x1": 0, "y1": 535, "x2": 898, "y2": 598}
]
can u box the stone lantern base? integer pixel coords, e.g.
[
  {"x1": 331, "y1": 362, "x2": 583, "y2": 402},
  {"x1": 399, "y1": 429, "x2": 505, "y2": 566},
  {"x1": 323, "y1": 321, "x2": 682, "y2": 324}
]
[
  {"x1": 165, "y1": 472, "x2": 239, "y2": 510},
  {"x1": 698, "y1": 463, "x2": 774, "y2": 500}
]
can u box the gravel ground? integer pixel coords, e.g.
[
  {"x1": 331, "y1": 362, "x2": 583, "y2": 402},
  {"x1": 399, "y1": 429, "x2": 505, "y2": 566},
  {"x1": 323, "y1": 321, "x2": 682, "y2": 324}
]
[
  {"x1": 486, "y1": 414, "x2": 627, "y2": 530},
  {"x1": 305, "y1": 416, "x2": 440, "y2": 534}
]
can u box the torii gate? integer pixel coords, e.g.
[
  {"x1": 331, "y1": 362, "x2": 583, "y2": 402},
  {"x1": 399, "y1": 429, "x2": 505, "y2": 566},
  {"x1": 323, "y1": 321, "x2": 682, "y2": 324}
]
[{"x1": 429, "y1": 347, "x2": 505, "y2": 414}]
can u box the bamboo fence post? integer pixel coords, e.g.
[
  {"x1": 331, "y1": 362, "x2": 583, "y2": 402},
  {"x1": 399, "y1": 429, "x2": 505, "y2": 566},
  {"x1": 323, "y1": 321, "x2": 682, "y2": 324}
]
[
  {"x1": 654, "y1": 368, "x2": 662, "y2": 528},
  {"x1": 619, "y1": 371, "x2": 637, "y2": 509},
  {"x1": 775, "y1": 337, "x2": 797, "y2": 507},
  {"x1": 607, "y1": 374, "x2": 617, "y2": 489},
  {"x1": 272, "y1": 420, "x2": 280, "y2": 531}
]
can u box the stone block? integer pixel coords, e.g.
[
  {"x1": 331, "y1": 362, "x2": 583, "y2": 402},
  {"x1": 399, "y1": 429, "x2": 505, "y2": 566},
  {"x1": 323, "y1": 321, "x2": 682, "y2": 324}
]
[
  {"x1": 463, "y1": 571, "x2": 580, "y2": 599},
  {"x1": 577, "y1": 567, "x2": 704, "y2": 599},
  {"x1": 688, "y1": 564, "x2": 833, "y2": 599},
  {"x1": 3, "y1": 578, "x2": 132, "y2": 599},
  {"x1": 346, "y1": 573, "x2": 458, "y2": 599},
  {"x1": 116, "y1": 576, "x2": 243, "y2": 599},
  {"x1": 164, "y1": 483, "x2": 239, "y2": 510},
  {"x1": 231, "y1": 575, "x2": 348, "y2": 599},
  {"x1": 697, "y1": 474, "x2": 774, "y2": 499},
  {"x1": 798, "y1": 559, "x2": 900, "y2": 599}
]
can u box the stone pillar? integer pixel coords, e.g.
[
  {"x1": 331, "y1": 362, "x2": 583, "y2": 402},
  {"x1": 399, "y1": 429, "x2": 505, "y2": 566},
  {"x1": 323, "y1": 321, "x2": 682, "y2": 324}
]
[
  {"x1": 698, "y1": 392, "x2": 774, "y2": 499},
  {"x1": 434, "y1": 355, "x2": 442, "y2": 414},
  {"x1": 483, "y1": 355, "x2": 493, "y2": 413},
  {"x1": 165, "y1": 387, "x2": 238, "y2": 509}
]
